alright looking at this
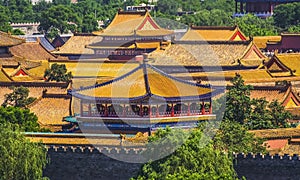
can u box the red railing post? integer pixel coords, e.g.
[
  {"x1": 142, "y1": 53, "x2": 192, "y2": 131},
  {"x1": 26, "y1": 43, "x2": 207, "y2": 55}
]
[
  {"x1": 171, "y1": 103, "x2": 174, "y2": 117},
  {"x1": 201, "y1": 101, "x2": 205, "y2": 115}
]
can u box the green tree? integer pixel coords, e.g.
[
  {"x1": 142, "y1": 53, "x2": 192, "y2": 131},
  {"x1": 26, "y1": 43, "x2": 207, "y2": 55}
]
[
  {"x1": 2, "y1": 86, "x2": 36, "y2": 108},
  {"x1": 0, "y1": 6, "x2": 12, "y2": 32},
  {"x1": 273, "y1": 2, "x2": 299, "y2": 29},
  {"x1": 0, "y1": 124, "x2": 48, "y2": 179},
  {"x1": 235, "y1": 14, "x2": 277, "y2": 36},
  {"x1": 39, "y1": 5, "x2": 79, "y2": 34},
  {"x1": 224, "y1": 74, "x2": 253, "y2": 124},
  {"x1": 11, "y1": 28, "x2": 25, "y2": 35},
  {"x1": 44, "y1": 63, "x2": 72, "y2": 82},
  {"x1": 133, "y1": 127, "x2": 237, "y2": 179},
  {"x1": 0, "y1": 106, "x2": 41, "y2": 132},
  {"x1": 214, "y1": 120, "x2": 266, "y2": 153},
  {"x1": 268, "y1": 100, "x2": 292, "y2": 128},
  {"x1": 247, "y1": 98, "x2": 273, "y2": 130}
]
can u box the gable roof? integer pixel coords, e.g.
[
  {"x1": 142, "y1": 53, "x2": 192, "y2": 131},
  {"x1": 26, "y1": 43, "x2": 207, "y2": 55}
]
[
  {"x1": 94, "y1": 10, "x2": 173, "y2": 37},
  {"x1": 265, "y1": 53, "x2": 300, "y2": 77},
  {"x1": 69, "y1": 62, "x2": 218, "y2": 102},
  {"x1": 250, "y1": 84, "x2": 300, "y2": 108},
  {"x1": 149, "y1": 41, "x2": 266, "y2": 67},
  {"x1": 180, "y1": 25, "x2": 247, "y2": 41},
  {"x1": 253, "y1": 36, "x2": 281, "y2": 49},
  {"x1": 9, "y1": 42, "x2": 61, "y2": 61},
  {"x1": 0, "y1": 31, "x2": 25, "y2": 47},
  {"x1": 53, "y1": 35, "x2": 103, "y2": 55}
]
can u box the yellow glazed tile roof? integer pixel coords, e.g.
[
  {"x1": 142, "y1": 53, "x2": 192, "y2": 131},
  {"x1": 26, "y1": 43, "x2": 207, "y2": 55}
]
[
  {"x1": 274, "y1": 53, "x2": 300, "y2": 76},
  {"x1": 97, "y1": 10, "x2": 173, "y2": 37},
  {"x1": 180, "y1": 26, "x2": 247, "y2": 41},
  {"x1": 149, "y1": 41, "x2": 264, "y2": 67},
  {"x1": 253, "y1": 36, "x2": 281, "y2": 49},
  {"x1": 71, "y1": 63, "x2": 214, "y2": 100},
  {"x1": 50, "y1": 61, "x2": 140, "y2": 78},
  {"x1": 0, "y1": 31, "x2": 25, "y2": 47},
  {"x1": 53, "y1": 35, "x2": 103, "y2": 55},
  {"x1": 9, "y1": 42, "x2": 60, "y2": 61}
]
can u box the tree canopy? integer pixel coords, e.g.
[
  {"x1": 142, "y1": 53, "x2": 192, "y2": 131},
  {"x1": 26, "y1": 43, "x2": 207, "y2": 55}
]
[
  {"x1": 133, "y1": 127, "x2": 238, "y2": 180},
  {"x1": 224, "y1": 74, "x2": 292, "y2": 130},
  {"x1": 0, "y1": 124, "x2": 48, "y2": 179},
  {"x1": 0, "y1": 0, "x2": 300, "y2": 34},
  {"x1": 2, "y1": 86, "x2": 36, "y2": 108},
  {"x1": 44, "y1": 63, "x2": 72, "y2": 82}
]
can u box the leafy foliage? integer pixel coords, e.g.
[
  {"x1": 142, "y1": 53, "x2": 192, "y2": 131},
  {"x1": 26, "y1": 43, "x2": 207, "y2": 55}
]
[
  {"x1": 235, "y1": 14, "x2": 277, "y2": 36},
  {"x1": 44, "y1": 63, "x2": 72, "y2": 82},
  {"x1": 273, "y1": 2, "x2": 300, "y2": 30},
  {"x1": 214, "y1": 120, "x2": 266, "y2": 154},
  {"x1": 224, "y1": 74, "x2": 252, "y2": 124},
  {"x1": 133, "y1": 127, "x2": 237, "y2": 180},
  {"x1": 225, "y1": 74, "x2": 292, "y2": 130},
  {"x1": 0, "y1": 106, "x2": 41, "y2": 132},
  {"x1": 2, "y1": 86, "x2": 36, "y2": 108},
  {"x1": 0, "y1": 124, "x2": 48, "y2": 179}
]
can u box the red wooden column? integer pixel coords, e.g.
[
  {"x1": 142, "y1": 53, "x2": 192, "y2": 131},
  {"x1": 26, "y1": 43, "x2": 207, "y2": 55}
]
[
  {"x1": 104, "y1": 103, "x2": 108, "y2": 117},
  {"x1": 171, "y1": 103, "x2": 174, "y2": 117},
  {"x1": 156, "y1": 104, "x2": 159, "y2": 117},
  {"x1": 209, "y1": 100, "x2": 212, "y2": 114},
  {"x1": 187, "y1": 102, "x2": 190, "y2": 116},
  {"x1": 88, "y1": 103, "x2": 91, "y2": 116},
  {"x1": 139, "y1": 103, "x2": 143, "y2": 117},
  {"x1": 201, "y1": 101, "x2": 205, "y2": 115}
]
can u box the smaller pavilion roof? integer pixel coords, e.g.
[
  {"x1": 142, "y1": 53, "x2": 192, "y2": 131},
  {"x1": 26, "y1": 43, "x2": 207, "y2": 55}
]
[
  {"x1": 253, "y1": 36, "x2": 281, "y2": 49},
  {"x1": 250, "y1": 83, "x2": 300, "y2": 108},
  {"x1": 9, "y1": 41, "x2": 61, "y2": 61},
  {"x1": 94, "y1": 10, "x2": 173, "y2": 37},
  {"x1": 69, "y1": 62, "x2": 219, "y2": 102},
  {"x1": 0, "y1": 31, "x2": 25, "y2": 47},
  {"x1": 180, "y1": 25, "x2": 247, "y2": 41},
  {"x1": 265, "y1": 53, "x2": 300, "y2": 77},
  {"x1": 53, "y1": 34, "x2": 103, "y2": 55}
]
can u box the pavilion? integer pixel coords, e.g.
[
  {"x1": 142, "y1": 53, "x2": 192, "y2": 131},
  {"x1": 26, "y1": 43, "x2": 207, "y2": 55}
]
[
  {"x1": 88, "y1": 9, "x2": 174, "y2": 60},
  {"x1": 68, "y1": 58, "x2": 221, "y2": 134}
]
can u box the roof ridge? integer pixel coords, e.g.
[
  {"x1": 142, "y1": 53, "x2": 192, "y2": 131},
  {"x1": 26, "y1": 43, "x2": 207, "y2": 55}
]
[{"x1": 190, "y1": 25, "x2": 237, "y2": 30}]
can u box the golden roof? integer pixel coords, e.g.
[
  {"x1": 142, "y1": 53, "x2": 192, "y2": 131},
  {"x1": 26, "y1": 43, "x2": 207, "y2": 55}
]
[
  {"x1": 95, "y1": 10, "x2": 173, "y2": 37},
  {"x1": 9, "y1": 42, "x2": 61, "y2": 61},
  {"x1": 253, "y1": 36, "x2": 281, "y2": 49},
  {"x1": 53, "y1": 35, "x2": 103, "y2": 55},
  {"x1": 275, "y1": 53, "x2": 300, "y2": 76},
  {"x1": 180, "y1": 26, "x2": 247, "y2": 41},
  {"x1": 149, "y1": 41, "x2": 265, "y2": 67},
  {"x1": 174, "y1": 69, "x2": 272, "y2": 83},
  {"x1": 266, "y1": 53, "x2": 300, "y2": 77},
  {"x1": 250, "y1": 84, "x2": 300, "y2": 107},
  {"x1": 50, "y1": 61, "x2": 139, "y2": 78},
  {"x1": 71, "y1": 63, "x2": 215, "y2": 101},
  {"x1": 0, "y1": 31, "x2": 25, "y2": 47}
]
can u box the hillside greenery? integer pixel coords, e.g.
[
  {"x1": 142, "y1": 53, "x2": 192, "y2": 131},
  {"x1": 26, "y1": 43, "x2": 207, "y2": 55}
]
[{"x1": 0, "y1": 0, "x2": 299, "y2": 36}]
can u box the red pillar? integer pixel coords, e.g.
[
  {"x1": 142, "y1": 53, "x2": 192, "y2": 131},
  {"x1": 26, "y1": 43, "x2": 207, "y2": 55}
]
[
  {"x1": 201, "y1": 101, "x2": 205, "y2": 115},
  {"x1": 171, "y1": 103, "x2": 174, "y2": 117},
  {"x1": 187, "y1": 102, "x2": 190, "y2": 116},
  {"x1": 104, "y1": 103, "x2": 108, "y2": 116},
  {"x1": 156, "y1": 104, "x2": 159, "y2": 117},
  {"x1": 209, "y1": 100, "x2": 212, "y2": 114},
  {"x1": 140, "y1": 103, "x2": 143, "y2": 117}
]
